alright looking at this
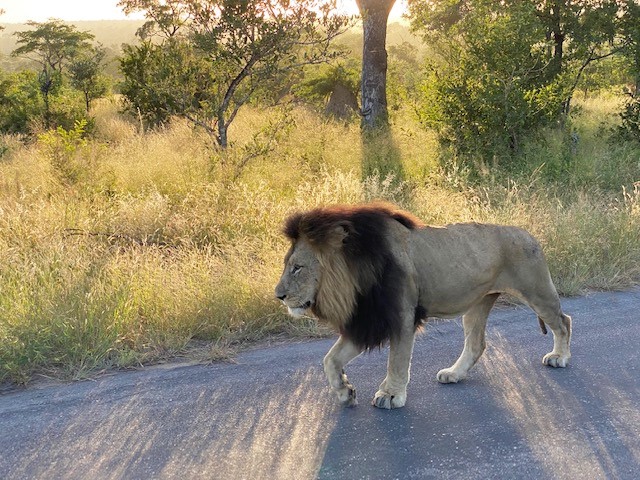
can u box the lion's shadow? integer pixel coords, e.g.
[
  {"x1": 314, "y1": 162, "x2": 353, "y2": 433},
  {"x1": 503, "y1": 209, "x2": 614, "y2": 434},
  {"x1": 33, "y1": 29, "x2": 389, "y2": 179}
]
[
  {"x1": 317, "y1": 323, "x2": 640, "y2": 479},
  {"x1": 360, "y1": 124, "x2": 405, "y2": 184}
]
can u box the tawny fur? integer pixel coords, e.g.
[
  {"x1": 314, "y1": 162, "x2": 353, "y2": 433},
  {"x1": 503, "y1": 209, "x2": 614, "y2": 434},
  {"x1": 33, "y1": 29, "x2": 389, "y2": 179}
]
[
  {"x1": 314, "y1": 250, "x2": 358, "y2": 330},
  {"x1": 275, "y1": 202, "x2": 572, "y2": 409}
]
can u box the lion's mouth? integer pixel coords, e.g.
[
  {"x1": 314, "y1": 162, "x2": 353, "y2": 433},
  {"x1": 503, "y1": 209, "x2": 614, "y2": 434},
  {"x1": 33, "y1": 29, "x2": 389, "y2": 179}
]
[
  {"x1": 287, "y1": 301, "x2": 313, "y2": 317},
  {"x1": 284, "y1": 300, "x2": 311, "y2": 309}
]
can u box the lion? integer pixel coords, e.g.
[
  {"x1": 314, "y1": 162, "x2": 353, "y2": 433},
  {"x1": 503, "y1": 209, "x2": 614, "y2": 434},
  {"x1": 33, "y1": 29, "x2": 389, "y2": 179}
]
[{"x1": 275, "y1": 203, "x2": 572, "y2": 409}]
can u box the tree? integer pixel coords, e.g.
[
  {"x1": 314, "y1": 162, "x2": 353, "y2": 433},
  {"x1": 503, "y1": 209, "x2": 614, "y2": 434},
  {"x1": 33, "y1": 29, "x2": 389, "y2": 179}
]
[
  {"x1": 619, "y1": 0, "x2": 640, "y2": 93},
  {"x1": 410, "y1": 1, "x2": 553, "y2": 156},
  {"x1": 119, "y1": 38, "x2": 216, "y2": 128},
  {"x1": 68, "y1": 45, "x2": 109, "y2": 112},
  {"x1": 616, "y1": 0, "x2": 640, "y2": 141},
  {"x1": 118, "y1": 0, "x2": 350, "y2": 148},
  {"x1": 408, "y1": 0, "x2": 626, "y2": 161},
  {"x1": 411, "y1": 1, "x2": 622, "y2": 109},
  {"x1": 534, "y1": 1, "x2": 620, "y2": 113},
  {"x1": 12, "y1": 20, "x2": 95, "y2": 128},
  {"x1": 356, "y1": 0, "x2": 396, "y2": 130}
]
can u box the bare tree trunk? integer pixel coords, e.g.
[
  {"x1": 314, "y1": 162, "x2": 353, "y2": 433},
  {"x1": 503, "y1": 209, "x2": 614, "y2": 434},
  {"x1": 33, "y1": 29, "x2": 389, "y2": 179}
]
[
  {"x1": 39, "y1": 69, "x2": 53, "y2": 129},
  {"x1": 634, "y1": 43, "x2": 640, "y2": 97},
  {"x1": 539, "y1": 1, "x2": 564, "y2": 80},
  {"x1": 356, "y1": 0, "x2": 395, "y2": 130},
  {"x1": 550, "y1": 1, "x2": 564, "y2": 77},
  {"x1": 218, "y1": 122, "x2": 228, "y2": 148}
]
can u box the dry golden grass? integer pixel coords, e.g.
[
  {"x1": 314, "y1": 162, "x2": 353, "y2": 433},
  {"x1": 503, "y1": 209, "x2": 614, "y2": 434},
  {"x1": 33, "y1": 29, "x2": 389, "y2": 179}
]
[{"x1": 1, "y1": 97, "x2": 639, "y2": 384}]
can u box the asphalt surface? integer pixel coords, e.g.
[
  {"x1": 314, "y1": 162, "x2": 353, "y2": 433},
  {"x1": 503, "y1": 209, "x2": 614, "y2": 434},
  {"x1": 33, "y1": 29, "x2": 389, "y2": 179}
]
[{"x1": 1, "y1": 289, "x2": 639, "y2": 480}]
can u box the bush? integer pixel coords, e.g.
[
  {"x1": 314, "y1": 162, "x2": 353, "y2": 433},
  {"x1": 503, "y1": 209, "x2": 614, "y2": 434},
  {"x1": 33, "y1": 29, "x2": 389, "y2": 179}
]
[
  {"x1": 0, "y1": 71, "x2": 93, "y2": 135},
  {"x1": 617, "y1": 96, "x2": 640, "y2": 141},
  {"x1": 0, "y1": 70, "x2": 43, "y2": 134},
  {"x1": 2, "y1": 98, "x2": 640, "y2": 384}
]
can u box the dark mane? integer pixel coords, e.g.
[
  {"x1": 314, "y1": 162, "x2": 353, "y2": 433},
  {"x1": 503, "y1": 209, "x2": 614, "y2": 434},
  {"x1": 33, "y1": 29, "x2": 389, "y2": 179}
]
[
  {"x1": 283, "y1": 203, "x2": 424, "y2": 350},
  {"x1": 282, "y1": 202, "x2": 423, "y2": 243}
]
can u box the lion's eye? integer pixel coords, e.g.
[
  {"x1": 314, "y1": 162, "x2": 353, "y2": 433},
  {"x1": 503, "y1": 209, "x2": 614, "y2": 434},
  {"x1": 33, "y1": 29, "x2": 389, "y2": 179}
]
[{"x1": 292, "y1": 265, "x2": 302, "y2": 275}]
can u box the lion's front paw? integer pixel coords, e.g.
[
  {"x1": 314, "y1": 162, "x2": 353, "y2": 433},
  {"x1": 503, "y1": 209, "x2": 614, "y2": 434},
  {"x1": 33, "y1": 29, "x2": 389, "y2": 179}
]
[
  {"x1": 372, "y1": 390, "x2": 406, "y2": 409},
  {"x1": 436, "y1": 368, "x2": 465, "y2": 384},
  {"x1": 336, "y1": 383, "x2": 357, "y2": 407},
  {"x1": 542, "y1": 353, "x2": 570, "y2": 368}
]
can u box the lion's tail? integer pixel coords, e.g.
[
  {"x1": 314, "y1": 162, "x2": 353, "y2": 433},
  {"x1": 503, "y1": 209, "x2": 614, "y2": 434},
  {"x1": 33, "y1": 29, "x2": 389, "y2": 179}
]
[{"x1": 538, "y1": 317, "x2": 548, "y2": 335}]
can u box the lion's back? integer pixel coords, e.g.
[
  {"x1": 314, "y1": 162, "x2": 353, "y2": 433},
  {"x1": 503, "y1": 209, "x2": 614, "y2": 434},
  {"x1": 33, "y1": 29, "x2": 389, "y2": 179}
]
[
  {"x1": 408, "y1": 223, "x2": 551, "y2": 315},
  {"x1": 413, "y1": 222, "x2": 543, "y2": 263}
]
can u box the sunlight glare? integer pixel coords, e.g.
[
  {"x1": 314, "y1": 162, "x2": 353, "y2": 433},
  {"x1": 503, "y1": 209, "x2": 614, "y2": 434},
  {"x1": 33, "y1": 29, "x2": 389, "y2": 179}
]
[{"x1": 0, "y1": 0, "x2": 408, "y2": 24}]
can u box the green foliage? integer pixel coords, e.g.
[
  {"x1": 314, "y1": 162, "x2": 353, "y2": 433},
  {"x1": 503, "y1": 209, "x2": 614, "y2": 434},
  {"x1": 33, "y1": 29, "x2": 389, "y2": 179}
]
[
  {"x1": 37, "y1": 119, "x2": 93, "y2": 185},
  {"x1": 11, "y1": 20, "x2": 95, "y2": 73},
  {"x1": 119, "y1": 39, "x2": 217, "y2": 129},
  {"x1": 578, "y1": 55, "x2": 630, "y2": 97},
  {"x1": 118, "y1": 0, "x2": 351, "y2": 147},
  {"x1": 68, "y1": 45, "x2": 110, "y2": 112},
  {"x1": 11, "y1": 20, "x2": 98, "y2": 129},
  {"x1": 0, "y1": 70, "x2": 91, "y2": 135},
  {"x1": 409, "y1": 0, "x2": 630, "y2": 166},
  {"x1": 0, "y1": 70, "x2": 43, "y2": 133},
  {"x1": 387, "y1": 41, "x2": 423, "y2": 111},
  {"x1": 617, "y1": 96, "x2": 640, "y2": 142},
  {"x1": 413, "y1": 2, "x2": 564, "y2": 161},
  {"x1": 49, "y1": 86, "x2": 95, "y2": 132},
  {"x1": 294, "y1": 62, "x2": 360, "y2": 104},
  {"x1": 618, "y1": 1, "x2": 640, "y2": 94}
]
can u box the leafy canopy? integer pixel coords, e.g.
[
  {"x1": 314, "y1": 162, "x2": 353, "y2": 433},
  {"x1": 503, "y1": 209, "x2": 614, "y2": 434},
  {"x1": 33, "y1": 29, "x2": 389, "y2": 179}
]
[
  {"x1": 408, "y1": 0, "x2": 631, "y2": 163},
  {"x1": 12, "y1": 20, "x2": 95, "y2": 73},
  {"x1": 118, "y1": 0, "x2": 351, "y2": 147},
  {"x1": 10, "y1": 20, "x2": 98, "y2": 129}
]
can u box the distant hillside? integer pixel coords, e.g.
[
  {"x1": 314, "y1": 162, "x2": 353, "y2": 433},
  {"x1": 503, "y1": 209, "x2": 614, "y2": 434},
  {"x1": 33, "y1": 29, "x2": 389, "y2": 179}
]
[
  {"x1": 0, "y1": 20, "x2": 144, "y2": 56},
  {"x1": 0, "y1": 19, "x2": 424, "y2": 74},
  {"x1": 0, "y1": 20, "x2": 144, "y2": 74},
  {"x1": 1, "y1": 19, "x2": 419, "y2": 57}
]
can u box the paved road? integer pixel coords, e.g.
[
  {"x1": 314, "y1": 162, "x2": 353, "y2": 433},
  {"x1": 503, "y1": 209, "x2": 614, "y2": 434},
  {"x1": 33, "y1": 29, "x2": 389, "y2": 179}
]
[{"x1": 1, "y1": 289, "x2": 639, "y2": 480}]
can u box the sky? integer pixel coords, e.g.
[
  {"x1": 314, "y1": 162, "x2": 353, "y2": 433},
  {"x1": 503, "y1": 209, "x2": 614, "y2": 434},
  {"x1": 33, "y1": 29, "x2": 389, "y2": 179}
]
[{"x1": 0, "y1": 0, "x2": 407, "y2": 24}]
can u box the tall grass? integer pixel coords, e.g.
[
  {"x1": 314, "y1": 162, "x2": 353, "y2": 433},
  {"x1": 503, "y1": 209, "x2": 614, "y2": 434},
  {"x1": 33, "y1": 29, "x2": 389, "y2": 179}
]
[{"x1": 1, "y1": 97, "x2": 639, "y2": 384}]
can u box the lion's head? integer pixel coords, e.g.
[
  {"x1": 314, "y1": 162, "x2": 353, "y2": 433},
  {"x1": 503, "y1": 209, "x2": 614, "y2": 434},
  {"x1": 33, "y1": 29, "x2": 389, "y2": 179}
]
[
  {"x1": 275, "y1": 203, "x2": 423, "y2": 349},
  {"x1": 274, "y1": 235, "x2": 324, "y2": 318}
]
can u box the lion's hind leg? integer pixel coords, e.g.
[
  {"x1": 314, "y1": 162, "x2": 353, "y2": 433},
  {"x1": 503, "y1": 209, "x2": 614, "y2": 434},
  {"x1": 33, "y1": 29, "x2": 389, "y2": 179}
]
[
  {"x1": 540, "y1": 312, "x2": 572, "y2": 368},
  {"x1": 437, "y1": 293, "x2": 499, "y2": 384},
  {"x1": 518, "y1": 287, "x2": 572, "y2": 368}
]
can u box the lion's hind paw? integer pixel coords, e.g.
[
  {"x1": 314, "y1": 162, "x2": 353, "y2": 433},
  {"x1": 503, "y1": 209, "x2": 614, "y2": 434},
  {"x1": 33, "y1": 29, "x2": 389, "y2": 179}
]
[
  {"x1": 436, "y1": 368, "x2": 464, "y2": 384},
  {"x1": 542, "y1": 353, "x2": 570, "y2": 368}
]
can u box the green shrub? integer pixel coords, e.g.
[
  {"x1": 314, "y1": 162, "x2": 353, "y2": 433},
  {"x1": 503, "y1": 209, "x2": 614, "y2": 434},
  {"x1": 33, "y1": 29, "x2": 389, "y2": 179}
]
[
  {"x1": 0, "y1": 70, "x2": 43, "y2": 134},
  {"x1": 617, "y1": 96, "x2": 640, "y2": 141},
  {"x1": 1, "y1": 97, "x2": 640, "y2": 384}
]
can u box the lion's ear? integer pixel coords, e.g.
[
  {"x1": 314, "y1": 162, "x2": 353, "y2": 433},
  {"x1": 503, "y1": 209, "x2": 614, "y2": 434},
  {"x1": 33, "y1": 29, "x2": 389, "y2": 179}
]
[{"x1": 326, "y1": 222, "x2": 351, "y2": 249}]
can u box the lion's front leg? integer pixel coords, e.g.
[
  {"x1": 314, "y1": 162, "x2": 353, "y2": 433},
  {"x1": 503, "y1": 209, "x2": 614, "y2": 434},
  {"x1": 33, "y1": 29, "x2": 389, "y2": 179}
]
[
  {"x1": 373, "y1": 326, "x2": 416, "y2": 409},
  {"x1": 323, "y1": 335, "x2": 362, "y2": 407}
]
